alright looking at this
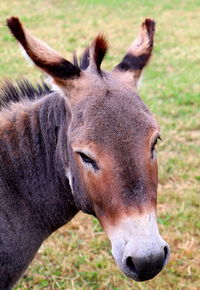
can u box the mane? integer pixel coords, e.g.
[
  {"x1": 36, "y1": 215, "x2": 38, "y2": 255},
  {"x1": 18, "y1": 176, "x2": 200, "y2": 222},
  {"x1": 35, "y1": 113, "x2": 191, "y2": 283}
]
[
  {"x1": 73, "y1": 34, "x2": 108, "y2": 72},
  {"x1": 73, "y1": 49, "x2": 89, "y2": 71},
  {"x1": 0, "y1": 79, "x2": 51, "y2": 110}
]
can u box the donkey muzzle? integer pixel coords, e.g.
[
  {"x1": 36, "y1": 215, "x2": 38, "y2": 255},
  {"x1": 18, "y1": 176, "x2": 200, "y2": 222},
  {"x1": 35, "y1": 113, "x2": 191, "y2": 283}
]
[{"x1": 105, "y1": 212, "x2": 170, "y2": 281}]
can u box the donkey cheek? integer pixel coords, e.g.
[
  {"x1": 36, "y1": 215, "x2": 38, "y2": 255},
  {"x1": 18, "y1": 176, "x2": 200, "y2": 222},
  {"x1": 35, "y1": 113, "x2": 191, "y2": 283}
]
[{"x1": 149, "y1": 161, "x2": 158, "y2": 189}]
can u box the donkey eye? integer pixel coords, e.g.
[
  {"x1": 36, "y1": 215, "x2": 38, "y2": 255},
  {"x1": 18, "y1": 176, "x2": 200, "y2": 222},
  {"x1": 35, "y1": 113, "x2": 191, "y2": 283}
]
[
  {"x1": 151, "y1": 136, "x2": 161, "y2": 159},
  {"x1": 77, "y1": 152, "x2": 99, "y2": 171}
]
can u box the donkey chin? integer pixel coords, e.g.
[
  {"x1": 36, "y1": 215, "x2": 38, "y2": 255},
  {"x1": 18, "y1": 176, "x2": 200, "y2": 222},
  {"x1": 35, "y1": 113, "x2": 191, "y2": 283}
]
[{"x1": 105, "y1": 212, "x2": 170, "y2": 281}]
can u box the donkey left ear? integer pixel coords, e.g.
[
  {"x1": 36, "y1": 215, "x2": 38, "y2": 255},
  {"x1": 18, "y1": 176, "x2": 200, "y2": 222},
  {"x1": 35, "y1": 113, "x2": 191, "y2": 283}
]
[
  {"x1": 6, "y1": 17, "x2": 81, "y2": 82},
  {"x1": 113, "y1": 19, "x2": 155, "y2": 88}
]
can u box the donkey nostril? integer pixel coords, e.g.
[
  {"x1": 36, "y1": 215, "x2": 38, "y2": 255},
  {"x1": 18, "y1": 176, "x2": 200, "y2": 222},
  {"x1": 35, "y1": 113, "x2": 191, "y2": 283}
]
[
  {"x1": 126, "y1": 256, "x2": 137, "y2": 274},
  {"x1": 164, "y1": 245, "x2": 169, "y2": 264}
]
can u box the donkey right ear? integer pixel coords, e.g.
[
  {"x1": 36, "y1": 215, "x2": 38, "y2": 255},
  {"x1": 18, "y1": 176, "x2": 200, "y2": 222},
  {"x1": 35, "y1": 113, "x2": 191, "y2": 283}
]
[
  {"x1": 113, "y1": 19, "x2": 155, "y2": 89},
  {"x1": 7, "y1": 17, "x2": 81, "y2": 82}
]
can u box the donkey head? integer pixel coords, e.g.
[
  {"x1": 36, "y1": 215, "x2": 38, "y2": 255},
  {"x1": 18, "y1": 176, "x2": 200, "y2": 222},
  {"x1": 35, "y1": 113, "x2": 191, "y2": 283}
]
[{"x1": 7, "y1": 17, "x2": 169, "y2": 281}]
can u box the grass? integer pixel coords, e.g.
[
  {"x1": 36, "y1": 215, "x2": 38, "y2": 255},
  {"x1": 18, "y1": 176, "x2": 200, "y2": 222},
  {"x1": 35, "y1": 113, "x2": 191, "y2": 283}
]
[{"x1": 0, "y1": 0, "x2": 200, "y2": 289}]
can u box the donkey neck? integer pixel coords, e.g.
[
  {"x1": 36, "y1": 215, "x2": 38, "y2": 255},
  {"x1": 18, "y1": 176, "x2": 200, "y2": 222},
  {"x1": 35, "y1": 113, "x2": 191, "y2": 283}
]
[{"x1": 0, "y1": 92, "x2": 78, "y2": 236}]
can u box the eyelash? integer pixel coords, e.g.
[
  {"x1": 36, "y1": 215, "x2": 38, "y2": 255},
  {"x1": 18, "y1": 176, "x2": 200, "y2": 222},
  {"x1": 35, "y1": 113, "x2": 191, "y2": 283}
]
[{"x1": 77, "y1": 152, "x2": 99, "y2": 171}]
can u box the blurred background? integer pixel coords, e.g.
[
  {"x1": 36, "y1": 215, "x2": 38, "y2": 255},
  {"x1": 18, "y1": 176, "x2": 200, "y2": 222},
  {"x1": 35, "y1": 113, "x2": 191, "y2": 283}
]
[{"x1": 0, "y1": 0, "x2": 199, "y2": 289}]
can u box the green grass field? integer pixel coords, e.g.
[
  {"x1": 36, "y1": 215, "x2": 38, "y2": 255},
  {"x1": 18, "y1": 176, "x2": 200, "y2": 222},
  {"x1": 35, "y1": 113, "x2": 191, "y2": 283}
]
[{"x1": 0, "y1": 0, "x2": 200, "y2": 289}]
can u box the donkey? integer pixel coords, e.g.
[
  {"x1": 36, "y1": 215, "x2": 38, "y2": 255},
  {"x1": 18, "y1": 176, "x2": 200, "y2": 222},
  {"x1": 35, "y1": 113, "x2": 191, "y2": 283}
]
[{"x1": 0, "y1": 17, "x2": 170, "y2": 289}]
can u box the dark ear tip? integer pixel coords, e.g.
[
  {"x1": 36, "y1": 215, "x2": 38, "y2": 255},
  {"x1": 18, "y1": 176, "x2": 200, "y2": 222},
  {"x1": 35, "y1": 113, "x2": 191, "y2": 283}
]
[
  {"x1": 94, "y1": 33, "x2": 109, "y2": 53},
  {"x1": 6, "y1": 16, "x2": 26, "y2": 44},
  {"x1": 144, "y1": 18, "x2": 156, "y2": 34},
  {"x1": 144, "y1": 18, "x2": 156, "y2": 26},
  {"x1": 6, "y1": 16, "x2": 20, "y2": 30},
  {"x1": 143, "y1": 19, "x2": 156, "y2": 43}
]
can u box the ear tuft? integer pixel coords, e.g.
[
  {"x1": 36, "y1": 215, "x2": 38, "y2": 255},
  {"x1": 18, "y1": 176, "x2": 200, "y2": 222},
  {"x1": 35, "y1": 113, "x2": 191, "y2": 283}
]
[
  {"x1": 93, "y1": 34, "x2": 108, "y2": 73},
  {"x1": 88, "y1": 34, "x2": 108, "y2": 74}
]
